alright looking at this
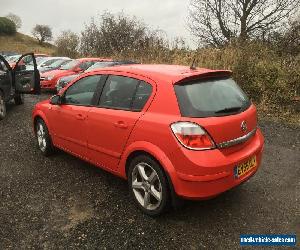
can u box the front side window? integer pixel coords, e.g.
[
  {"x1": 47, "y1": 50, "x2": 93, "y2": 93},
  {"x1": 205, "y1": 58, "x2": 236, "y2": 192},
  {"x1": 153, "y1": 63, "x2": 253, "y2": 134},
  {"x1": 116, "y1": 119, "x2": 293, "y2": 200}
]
[
  {"x1": 64, "y1": 75, "x2": 101, "y2": 106},
  {"x1": 99, "y1": 75, "x2": 140, "y2": 110}
]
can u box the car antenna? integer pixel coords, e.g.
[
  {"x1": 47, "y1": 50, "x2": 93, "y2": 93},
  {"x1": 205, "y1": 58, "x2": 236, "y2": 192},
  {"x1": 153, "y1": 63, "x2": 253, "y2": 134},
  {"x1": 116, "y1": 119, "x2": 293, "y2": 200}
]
[{"x1": 190, "y1": 57, "x2": 198, "y2": 70}]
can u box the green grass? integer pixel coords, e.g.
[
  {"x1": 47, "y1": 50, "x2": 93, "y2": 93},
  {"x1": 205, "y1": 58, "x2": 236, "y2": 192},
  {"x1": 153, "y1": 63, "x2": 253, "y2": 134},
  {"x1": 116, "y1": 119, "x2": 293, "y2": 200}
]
[{"x1": 0, "y1": 32, "x2": 56, "y2": 55}]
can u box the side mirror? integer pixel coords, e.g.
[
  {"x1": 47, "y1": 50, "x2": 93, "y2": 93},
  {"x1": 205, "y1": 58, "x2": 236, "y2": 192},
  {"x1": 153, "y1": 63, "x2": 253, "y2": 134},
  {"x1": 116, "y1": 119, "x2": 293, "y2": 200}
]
[{"x1": 50, "y1": 95, "x2": 62, "y2": 105}]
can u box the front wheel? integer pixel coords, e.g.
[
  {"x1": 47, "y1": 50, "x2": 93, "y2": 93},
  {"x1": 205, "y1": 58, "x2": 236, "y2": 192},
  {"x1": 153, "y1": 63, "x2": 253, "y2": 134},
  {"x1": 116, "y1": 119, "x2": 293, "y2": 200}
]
[
  {"x1": 35, "y1": 119, "x2": 54, "y2": 156},
  {"x1": 128, "y1": 155, "x2": 170, "y2": 216},
  {"x1": 0, "y1": 92, "x2": 7, "y2": 120}
]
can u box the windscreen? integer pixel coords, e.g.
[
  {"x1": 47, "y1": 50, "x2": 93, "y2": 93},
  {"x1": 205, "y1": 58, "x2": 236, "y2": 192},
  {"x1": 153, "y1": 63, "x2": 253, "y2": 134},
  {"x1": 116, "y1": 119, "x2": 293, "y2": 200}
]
[
  {"x1": 85, "y1": 62, "x2": 115, "y2": 72},
  {"x1": 174, "y1": 77, "x2": 251, "y2": 117},
  {"x1": 41, "y1": 58, "x2": 60, "y2": 66},
  {"x1": 49, "y1": 59, "x2": 71, "y2": 68},
  {"x1": 60, "y1": 60, "x2": 78, "y2": 70}
]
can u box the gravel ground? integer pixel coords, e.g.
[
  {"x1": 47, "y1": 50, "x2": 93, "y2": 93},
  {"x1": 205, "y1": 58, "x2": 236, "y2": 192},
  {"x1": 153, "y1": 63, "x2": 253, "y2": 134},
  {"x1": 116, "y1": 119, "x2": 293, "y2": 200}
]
[{"x1": 0, "y1": 94, "x2": 299, "y2": 250}]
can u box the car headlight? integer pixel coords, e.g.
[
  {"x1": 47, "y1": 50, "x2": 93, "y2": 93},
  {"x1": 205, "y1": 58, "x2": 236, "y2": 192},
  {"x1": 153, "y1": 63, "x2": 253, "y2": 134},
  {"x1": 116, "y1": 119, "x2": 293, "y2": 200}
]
[{"x1": 45, "y1": 75, "x2": 54, "y2": 81}]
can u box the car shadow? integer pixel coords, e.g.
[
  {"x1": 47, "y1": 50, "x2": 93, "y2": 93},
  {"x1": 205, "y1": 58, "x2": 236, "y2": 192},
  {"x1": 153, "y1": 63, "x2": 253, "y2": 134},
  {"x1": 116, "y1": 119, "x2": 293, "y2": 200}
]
[{"x1": 49, "y1": 149, "x2": 251, "y2": 223}]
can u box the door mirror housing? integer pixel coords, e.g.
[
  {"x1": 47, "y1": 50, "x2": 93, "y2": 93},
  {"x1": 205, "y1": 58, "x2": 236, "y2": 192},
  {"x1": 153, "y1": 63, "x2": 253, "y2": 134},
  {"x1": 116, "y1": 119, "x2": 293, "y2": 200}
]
[{"x1": 50, "y1": 95, "x2": 62, "y2": 105}]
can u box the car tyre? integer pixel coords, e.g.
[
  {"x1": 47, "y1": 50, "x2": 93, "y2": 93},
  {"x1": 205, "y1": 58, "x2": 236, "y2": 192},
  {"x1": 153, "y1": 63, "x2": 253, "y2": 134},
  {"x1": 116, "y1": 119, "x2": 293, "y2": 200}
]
[
  {"x1": 14, "y1": 94, "x2": 24, "y2": 105},
  {"x1": 0, "y1": 91, "x2": 7, "y2": 120},
  {"x1": 128, "y1": 155, "x2": 170, "y2": 216},
  {"x1": 35, "y1": 118, "x2": 55, "y2": 156}
]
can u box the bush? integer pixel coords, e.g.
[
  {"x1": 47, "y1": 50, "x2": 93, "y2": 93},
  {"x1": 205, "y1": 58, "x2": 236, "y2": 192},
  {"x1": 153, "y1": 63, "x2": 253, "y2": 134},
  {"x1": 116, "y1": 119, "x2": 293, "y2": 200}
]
[
  {"x1": 0, "y1": 17, "x2": 16, "y2": 35},
  {"x1": 113, "y1": 41, "x2": 300, "y2": 113}
]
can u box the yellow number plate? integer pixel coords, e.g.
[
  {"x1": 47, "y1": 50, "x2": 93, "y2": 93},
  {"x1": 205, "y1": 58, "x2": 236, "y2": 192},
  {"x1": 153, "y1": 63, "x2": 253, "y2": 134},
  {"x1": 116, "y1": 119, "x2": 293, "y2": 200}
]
[{"x1": 234, "y1": 156, "x2": 257, "y2": 179}]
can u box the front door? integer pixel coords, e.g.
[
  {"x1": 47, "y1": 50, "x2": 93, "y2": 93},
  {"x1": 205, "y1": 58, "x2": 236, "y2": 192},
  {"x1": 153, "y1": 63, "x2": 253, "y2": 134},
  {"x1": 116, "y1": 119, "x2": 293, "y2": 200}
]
[
  {"x1": 49, "y1": 75, "x2": 102, "y2": 159},
  {"x1": 0, "y1": 55, "x2": 13, "y2": 101},
  {"x1": 14, "y1": 53, "x2": 40, "y2": 94}
]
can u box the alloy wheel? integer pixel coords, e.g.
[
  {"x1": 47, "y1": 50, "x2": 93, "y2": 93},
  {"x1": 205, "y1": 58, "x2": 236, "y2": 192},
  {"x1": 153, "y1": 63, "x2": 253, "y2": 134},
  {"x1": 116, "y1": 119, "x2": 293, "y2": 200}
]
[
  {"x1": 36, "y1": 123, "x2": 47, "y2": 152},
  {"x1": 131, "y1": 162, "x2": 162, "y2": 210}
]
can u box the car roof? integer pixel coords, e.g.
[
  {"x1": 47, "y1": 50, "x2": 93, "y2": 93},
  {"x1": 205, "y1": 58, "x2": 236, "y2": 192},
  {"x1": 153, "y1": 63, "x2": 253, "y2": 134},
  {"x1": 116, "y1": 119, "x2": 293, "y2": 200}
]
[{"x1": 93, "y1": 64, "x2": 232, "y2": 83}]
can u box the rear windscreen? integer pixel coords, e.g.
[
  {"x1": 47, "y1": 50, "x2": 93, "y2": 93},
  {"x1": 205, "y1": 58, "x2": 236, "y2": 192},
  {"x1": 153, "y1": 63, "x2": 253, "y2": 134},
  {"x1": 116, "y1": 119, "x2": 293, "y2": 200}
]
[{"x1": 174, "y1": 77, "x2": 251, "y2": 117}]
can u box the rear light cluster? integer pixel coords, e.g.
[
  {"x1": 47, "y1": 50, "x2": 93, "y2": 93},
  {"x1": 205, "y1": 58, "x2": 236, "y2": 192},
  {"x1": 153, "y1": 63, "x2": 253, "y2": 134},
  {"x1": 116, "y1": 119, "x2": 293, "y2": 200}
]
[{"x1": 171, "y1": 122, "x2": 215, "y2": 150}]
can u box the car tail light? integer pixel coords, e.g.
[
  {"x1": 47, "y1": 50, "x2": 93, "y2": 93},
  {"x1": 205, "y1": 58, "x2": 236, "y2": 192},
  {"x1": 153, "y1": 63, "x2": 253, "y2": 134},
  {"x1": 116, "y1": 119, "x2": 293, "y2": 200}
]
[{"x1": 170, "y1": 122, "x2": 215, "y2": 150}]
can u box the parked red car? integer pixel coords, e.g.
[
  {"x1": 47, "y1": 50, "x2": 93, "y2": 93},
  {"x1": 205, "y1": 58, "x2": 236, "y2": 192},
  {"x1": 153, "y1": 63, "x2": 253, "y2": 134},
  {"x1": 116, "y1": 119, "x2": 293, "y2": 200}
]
[
  {"x1": 40, "y1": 58, "x2": 111, "y2": 90},
  {"x1": 32, "y1": 64, "x2": 264, "y2": 216}
]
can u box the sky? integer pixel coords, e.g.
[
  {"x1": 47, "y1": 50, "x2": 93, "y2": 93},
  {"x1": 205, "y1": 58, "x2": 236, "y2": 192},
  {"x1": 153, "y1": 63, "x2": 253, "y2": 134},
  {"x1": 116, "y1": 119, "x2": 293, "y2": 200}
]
[{"x1": 0, "y1": 0, "x2": 196, "y2": 48}]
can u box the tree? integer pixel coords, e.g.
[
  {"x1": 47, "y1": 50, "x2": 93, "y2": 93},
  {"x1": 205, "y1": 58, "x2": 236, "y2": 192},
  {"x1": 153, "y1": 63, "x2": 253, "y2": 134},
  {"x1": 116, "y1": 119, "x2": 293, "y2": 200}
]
[
  {"x1": 5, "y1": 13, "x2": 22, "y2": 30},
  {"x1": 0, "y1": 17, "x2": 16, "y2": 35},
  {"x1": 188, "y1": 0, "x2": 300, "y2": 46},
  {"x1": 55, "y1": 30, "x2": 79, "y2": 58},
  {"x1": 32, "y1": 24, "x2": 52, "y2": 44},
  {"x1": 80, "y1": 12, "x2": 168, "y2": 58},
  {"x1": 269, "y1": 17, "x2": 300, "y2": 56}
]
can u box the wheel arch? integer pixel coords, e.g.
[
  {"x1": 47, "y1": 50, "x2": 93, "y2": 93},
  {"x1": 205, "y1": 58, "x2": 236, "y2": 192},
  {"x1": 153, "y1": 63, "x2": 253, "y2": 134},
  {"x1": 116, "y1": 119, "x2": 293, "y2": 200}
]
[
  {"x1": 119, "y1": 142, "x2": 180, "y2": 197},
  {"x1": 32, "y1": 111, "x2": 50, "y2": 133}
]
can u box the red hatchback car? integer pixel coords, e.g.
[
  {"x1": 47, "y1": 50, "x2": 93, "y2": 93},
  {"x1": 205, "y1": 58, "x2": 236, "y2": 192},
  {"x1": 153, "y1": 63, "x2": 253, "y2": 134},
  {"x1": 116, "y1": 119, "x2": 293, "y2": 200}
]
[
  {"x1": 32, "y1": 64, "x2": 264, "y2": 216},
  {"x1": 40, "y1": 58, "x2": 111, "y2": 90}
]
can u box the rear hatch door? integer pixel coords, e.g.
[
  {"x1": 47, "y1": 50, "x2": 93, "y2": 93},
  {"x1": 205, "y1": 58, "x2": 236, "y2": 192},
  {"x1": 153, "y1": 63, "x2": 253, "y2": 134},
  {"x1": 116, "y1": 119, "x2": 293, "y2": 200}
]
[{"x1": 174, "y1": 75, "x2": 257, "y2": 151}]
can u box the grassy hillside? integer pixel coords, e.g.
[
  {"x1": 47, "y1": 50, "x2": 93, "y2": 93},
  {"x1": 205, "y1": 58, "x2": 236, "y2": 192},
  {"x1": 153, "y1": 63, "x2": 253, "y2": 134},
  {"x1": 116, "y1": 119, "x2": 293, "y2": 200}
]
[{"x1": 0, "y1": 32, "x2": 56, "y2": 55}]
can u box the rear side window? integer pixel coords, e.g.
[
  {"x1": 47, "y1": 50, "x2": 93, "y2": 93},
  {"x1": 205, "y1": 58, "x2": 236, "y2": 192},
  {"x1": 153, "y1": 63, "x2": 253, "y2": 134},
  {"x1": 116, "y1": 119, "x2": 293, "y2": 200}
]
[
  {"x1": 132, "y1": 81, "x2": 152, "y2": 111},
  {"x1": 99, "y1": 76, "x2": 152, "y2": 111},
  {"x1": 175, "y1": 77, "x2": 250, "y2": 117},
  {"x1": 64, "y1": 75, "x2": 101, "y2": 106},
  {"x1": 99, "y1": 75, "x2": 139, "y2": 110}
]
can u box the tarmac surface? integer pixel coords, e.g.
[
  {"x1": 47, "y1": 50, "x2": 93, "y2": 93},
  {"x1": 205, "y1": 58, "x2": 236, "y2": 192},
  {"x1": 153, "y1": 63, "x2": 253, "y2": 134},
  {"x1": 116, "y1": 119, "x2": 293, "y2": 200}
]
[{"x1": 0, "y1": 94, "x2": 299, "y2": 249}]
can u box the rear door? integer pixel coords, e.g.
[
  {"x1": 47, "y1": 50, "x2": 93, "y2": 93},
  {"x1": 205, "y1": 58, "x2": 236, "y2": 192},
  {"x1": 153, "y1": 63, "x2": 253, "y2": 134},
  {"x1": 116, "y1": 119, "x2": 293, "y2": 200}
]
[
  {"x1": 13, "y1": 53, "x2": 41, "y2": 94},
  {"x1": 87, "y1": 74, "x2": 153, "y2": 171},
  {"x1": 0, "y1": 55, "x2": 13, "y2": 100}
]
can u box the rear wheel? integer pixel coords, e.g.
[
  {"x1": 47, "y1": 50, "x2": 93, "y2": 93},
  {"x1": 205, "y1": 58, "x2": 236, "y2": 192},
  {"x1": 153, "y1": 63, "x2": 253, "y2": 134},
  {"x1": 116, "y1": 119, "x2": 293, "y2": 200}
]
[
  {"x1": 0, "y1": 92, "x2": 7, "y2": 120},
  {"x1": 128, "y1": 155, "x2": 170, "y2": 216},
  {"x1": 35, "y1": 119, "x2": 54, "y2": 156},
  {"x1": 14, "y1": 94, "x2": 24, "y2": 105}
]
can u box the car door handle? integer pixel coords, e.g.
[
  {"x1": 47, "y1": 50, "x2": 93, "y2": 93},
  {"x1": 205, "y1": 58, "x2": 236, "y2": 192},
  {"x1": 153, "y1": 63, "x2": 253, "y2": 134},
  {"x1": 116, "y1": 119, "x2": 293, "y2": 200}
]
[
  {"x1": 114, "y1": 121, "x2": 128, "y2": 129},
  {"x1": 75, "y1": 114, "x2": 86, "y2": 120}
]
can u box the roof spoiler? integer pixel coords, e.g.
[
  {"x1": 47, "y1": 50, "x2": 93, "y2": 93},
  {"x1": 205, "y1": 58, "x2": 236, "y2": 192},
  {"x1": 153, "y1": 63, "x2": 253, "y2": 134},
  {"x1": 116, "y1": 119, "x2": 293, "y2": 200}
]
[{"x1": 175, "y1": 70, "x2": 233, "y2": 85}]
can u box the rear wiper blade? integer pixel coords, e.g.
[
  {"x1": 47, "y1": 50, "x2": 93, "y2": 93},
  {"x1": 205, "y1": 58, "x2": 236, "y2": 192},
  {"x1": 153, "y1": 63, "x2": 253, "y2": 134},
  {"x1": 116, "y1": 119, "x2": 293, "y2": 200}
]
[{"x1": 215, "y1": 106, "x2": 242, "y2": 114}]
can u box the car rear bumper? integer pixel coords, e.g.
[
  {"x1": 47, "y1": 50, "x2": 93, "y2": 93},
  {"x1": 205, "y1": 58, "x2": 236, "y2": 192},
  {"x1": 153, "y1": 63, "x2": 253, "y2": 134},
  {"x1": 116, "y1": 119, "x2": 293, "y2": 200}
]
[{"x1": 170, "y1": 129, "x2": 264, "y2": 199}]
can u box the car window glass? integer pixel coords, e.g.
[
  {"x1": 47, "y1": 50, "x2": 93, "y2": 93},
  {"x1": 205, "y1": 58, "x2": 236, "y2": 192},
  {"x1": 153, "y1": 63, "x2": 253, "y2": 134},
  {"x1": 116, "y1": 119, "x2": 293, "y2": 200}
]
[
  {"x1": 79, "y1": 61, "x2": 95, "y2": 70},
  {"x1": 99, "y1": 75, "x2": 139, "y2": 110},
  {"x1": 64, "y1": 75, "x2": 101, "y2": 106},
  {"x1": 60, "y1": 60, "x2": 77, "y2": 70},
  {"x1": 16, "y1": 54, "x2": 34, "y2": 71},
  {"x1": 0, "y1": 61, "x2": 7, "y2": 72},
  {"x1": 132, "y1": 81, "x2": 153, "y2": 111},
  {"x1": 175, "y1": 77, "x2": 250, "y2": 117}
]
